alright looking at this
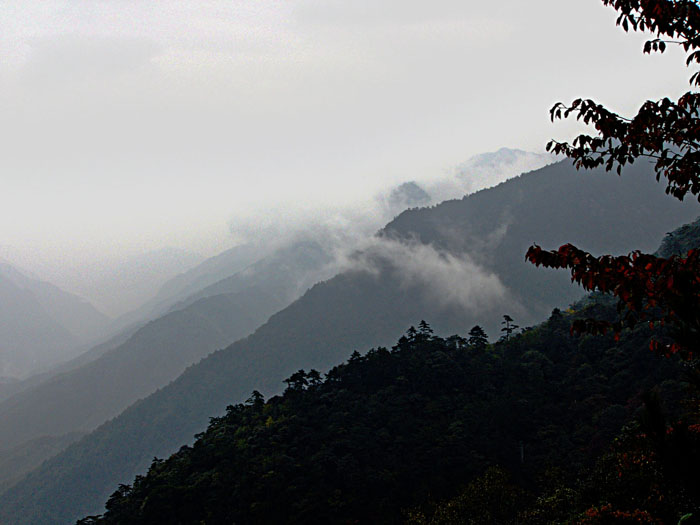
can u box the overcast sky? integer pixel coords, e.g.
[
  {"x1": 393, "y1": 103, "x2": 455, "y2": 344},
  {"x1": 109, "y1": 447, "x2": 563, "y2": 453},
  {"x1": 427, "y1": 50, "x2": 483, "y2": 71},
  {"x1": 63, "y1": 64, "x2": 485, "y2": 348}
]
[{"x1": 0, "y1": 0, "x2": 692, "y2": 312}]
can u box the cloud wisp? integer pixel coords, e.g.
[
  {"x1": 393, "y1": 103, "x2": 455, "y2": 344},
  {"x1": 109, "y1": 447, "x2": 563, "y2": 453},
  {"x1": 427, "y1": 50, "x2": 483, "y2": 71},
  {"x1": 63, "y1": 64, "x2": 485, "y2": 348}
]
[{"x1": 338, "y1": 236, "x2": 518, "y2": 316}]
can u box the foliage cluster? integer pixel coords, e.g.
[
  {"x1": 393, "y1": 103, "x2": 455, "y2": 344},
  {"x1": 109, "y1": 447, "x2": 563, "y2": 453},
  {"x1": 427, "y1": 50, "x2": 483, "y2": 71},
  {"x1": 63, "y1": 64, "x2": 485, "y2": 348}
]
[{"x1": 528, "y1": 0, "x2": 700, "y2": 359}]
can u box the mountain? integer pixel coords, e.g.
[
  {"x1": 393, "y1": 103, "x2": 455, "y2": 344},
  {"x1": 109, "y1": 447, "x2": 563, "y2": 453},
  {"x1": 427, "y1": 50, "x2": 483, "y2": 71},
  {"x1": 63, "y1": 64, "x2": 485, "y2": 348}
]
[
  {"x1": 82, "y1": 216, "x2": 700, "y2": 525},
  {"x1": 2, "y1": 159, "x2": 696, "y2": 523},
  {"x1": 0, "y1": 263, "x2": 110, "y2": 379},
  {"x1": 457, "y1": 147, "x2": 554, "y2": 186},
  {"x1": 0, "y1": 292, "x2": 279, "y2": 450},
  {"x1": 170, "y1": 240, "x2": 334, "y2": 313},
  {"x1": 79, "y1": 308, "x2": 684, "y2": 524},
  {"x1": 75, "y1": 247, "x2": 206, "y2": 318},
  {"x1": 382, "y1": 158, "x2": 696, "y2": 318},
  {"x1": 425, "y1": 147, "x2": 557, "y2": 204},
  {"x1": 0, "y1": 432, "x2": 84, "y2": 495},
  {"x1": 0, "y1": 324, "x2": 140, "y2": 406},
  {"x1": 376, "y1": 181, "x2": 433, "y2": 220},
  {"x1": 107, "y1": 243, "x2": 263, "y2": 335},
  {"x1": 0, "y1": 241, "x2": 333, "y2": 448},
  {"x1": 656, "y1": 215, "x2": 700, "y2": 257},
  {"x1": 0, "y1": 241, "x2": 332, "y2": 497}
]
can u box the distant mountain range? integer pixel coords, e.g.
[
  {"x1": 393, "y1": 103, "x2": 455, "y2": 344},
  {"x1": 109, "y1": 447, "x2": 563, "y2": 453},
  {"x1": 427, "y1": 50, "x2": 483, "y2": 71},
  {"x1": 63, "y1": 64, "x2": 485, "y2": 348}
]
[
  {"x1": 424, "y1": 147, "x2": 557, "y2": 204},
  {"x1": 105, "y1": 243, "x2": 264, "y2": 336},
  {"x1": 0, "y1": 263, "x2": 110, "y2": 379},
  {"x1": 0, "y1": 240, "x2": 333, "y2": 496},
  {"x1": 80, "y1": 247, "x2": 206, "y2": 318},
  {"x1": 1, "y1": 158, "x2": 696, "y2": 524},
  {"x1": 0, "y1": 148, "x2": 548, "y2": 502}
]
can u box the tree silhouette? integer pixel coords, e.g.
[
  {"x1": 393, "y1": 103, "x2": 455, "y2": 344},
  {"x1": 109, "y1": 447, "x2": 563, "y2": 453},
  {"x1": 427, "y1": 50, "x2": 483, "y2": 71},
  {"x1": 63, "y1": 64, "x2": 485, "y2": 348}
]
[
  {"x1": 500, "y1": 315, "x2": 519, "y2": 341},
  {"x1": 284, "y1": 370, "x2": 309, "y2": 391},
  {"x1": 418, "y1": 320, "x2": 434, "y2": 338},
  {"x1": 527, "y1": 0, "x2": 700, "y2": 359},
  {"x1": 467, "y1": 325, "x2": 488, "y2": 350},
  {"x1": 406, "y1": 326, "x2": 418, "y2": 343}
]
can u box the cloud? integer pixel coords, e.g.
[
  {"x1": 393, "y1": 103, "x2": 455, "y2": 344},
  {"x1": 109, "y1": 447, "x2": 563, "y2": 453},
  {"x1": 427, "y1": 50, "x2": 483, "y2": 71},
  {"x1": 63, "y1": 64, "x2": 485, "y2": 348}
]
[
  {"x1": 19, "y1": 35, "x2": 159, "y2": 86},
  {"x1": 292, "y1": 0, "x2": 512, "y2": 33},
  {"x1": 340, "y1": 236, "x2": 517, "y2": 315},
  {"x1": 225, "y1": 192, "x2": 518, "y2": 319}
]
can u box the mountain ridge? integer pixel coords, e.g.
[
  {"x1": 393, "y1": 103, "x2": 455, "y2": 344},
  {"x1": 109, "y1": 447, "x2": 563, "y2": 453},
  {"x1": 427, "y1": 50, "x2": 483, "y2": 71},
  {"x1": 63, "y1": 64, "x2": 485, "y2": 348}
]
[{"x1": 1, "y1": 159, "x2": 696, "y2": 523}]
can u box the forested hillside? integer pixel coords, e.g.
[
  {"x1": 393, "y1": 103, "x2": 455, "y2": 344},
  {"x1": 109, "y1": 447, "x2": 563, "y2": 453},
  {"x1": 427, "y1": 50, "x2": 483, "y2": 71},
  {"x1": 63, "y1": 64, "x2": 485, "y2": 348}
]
[
  {"x1": 0, "y1": 160, "x2": 696, "y2": 524},
  {"x1": 80, "y1": 303, "x2": 696, "y2": 523}
]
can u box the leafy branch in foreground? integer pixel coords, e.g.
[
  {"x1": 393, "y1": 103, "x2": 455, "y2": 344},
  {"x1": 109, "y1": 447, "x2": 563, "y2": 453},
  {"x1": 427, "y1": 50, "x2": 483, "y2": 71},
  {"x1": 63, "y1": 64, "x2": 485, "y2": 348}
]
[
  {"x1": 526, "y1": 243, "x2": 700, "y2": 357},
  {"x1": 528, "y1": 0, "x2": 700, "y2": 357}
]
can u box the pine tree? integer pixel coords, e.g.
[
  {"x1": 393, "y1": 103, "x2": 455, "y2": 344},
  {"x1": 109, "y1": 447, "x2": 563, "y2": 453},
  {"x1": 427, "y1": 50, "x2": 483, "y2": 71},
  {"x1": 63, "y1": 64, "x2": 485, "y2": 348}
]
[
  {"x1": 418, "y1": 320, "x2": 434, "y2": 338},
  {"x1": 467, "y1": 325, "x2": 488, "y2": 350},
  {"x1": 406, "y1": 326, "x2": 418, "y2": 343},
  {"x1": 500, "y1": 315, "x2": 519, "y2": 341}
]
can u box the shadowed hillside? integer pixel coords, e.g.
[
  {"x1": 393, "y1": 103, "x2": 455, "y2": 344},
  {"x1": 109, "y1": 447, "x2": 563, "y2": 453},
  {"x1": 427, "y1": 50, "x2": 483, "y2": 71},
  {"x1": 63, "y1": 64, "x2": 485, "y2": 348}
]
[{"x1": 1, "y1": 160, "x2": 697, "y2": 524}]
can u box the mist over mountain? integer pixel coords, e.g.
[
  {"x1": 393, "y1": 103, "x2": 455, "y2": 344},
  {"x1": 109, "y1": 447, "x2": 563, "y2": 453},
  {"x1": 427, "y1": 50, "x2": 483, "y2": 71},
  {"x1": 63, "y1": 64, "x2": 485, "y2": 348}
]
[
  {"x1": 107, "y1": 243, "x2": 263, "y2": 335},
  {"x1": 0, "y1": 247, "x2": 206, "y2": 319},
  {"x1": 5, "y1": 1, "x2": 700, "y2": 521},
  {"x1": 3, "y1": 159, "x2": 696, "y2": 524},
  {"x1": 0, "y1": 263, "x2": 109, "y2": 379},
  {"x1": 220, "y1": 148, "x2": 555, "y2": 283},
  {"x1": 0, "y1": 240, "x2": 334, "y2": 498},
  {"x1": 0, "y1": 148, "x2": 547, "y2": 333},
  {"x1": 83, "y1": 247, "x2": 206, "y2": 317},
  {"x1": 376, "y1": 181, "x2": 433, "y2": 220},
  {"x1": 0, "y1": 149, "x2": 545, "y2": 500},
  {"x1": 424, "y1": 147, "x2": 557, "y2": 204},
  {"x1": 381, "y1": 159, "x2": 695, "y2": 317}
]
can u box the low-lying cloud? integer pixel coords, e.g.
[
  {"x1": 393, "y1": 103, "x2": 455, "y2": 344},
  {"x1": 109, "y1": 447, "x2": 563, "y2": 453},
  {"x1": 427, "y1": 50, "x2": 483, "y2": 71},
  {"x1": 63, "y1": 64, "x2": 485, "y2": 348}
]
[{"x1": 339, "y1": 236, "x2": 518, "y2": 315}]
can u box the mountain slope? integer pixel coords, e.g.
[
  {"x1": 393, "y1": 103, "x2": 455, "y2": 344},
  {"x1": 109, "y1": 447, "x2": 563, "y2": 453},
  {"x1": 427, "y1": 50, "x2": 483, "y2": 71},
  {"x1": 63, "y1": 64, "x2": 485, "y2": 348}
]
[
  {"x1": 384, "y1": 159, "x2": 697, "y2": 316},
  {"x1": 0, "y1": 241, "x2": 332, "y2": 497},
  {"x1": 0, "y1": 264, "x2": 109, "y2": 378},
  {"x1": 0, "y1": 264, "x2": 110, "y2": 344},
  {"x1": 0, "y1": 290, "x2": 281, "y2": 450},
  {"x1": 110, "y1": 243, "x2": 263, "y2": 331},
  {"x1": 80, "y1": 308, "x2": 683, "y2": 524},
  {"x1": 425, "y1": 147, "x2": 557, "y2": 203},
  {"x1": 168, "y1": 240, "x2": 333, "y2": 313},
  {"x1": 2, "y1": 160, "x2": 697, "y2": 523}
]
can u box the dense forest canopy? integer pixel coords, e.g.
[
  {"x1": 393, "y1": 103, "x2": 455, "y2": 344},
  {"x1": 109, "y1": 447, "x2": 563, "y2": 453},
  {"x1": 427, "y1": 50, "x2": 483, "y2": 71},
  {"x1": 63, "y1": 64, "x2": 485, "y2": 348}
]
[{"x1": 78, "y1": 281, "x2": 699, "y2": 523}]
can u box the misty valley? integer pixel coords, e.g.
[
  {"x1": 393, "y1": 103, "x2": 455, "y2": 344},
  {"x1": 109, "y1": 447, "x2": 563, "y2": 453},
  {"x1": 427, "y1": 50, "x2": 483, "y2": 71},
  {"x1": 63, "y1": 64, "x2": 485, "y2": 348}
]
[
  {"x1": 1, "y1": 152, "x2": 699, "y2": 523},
  {"x1": 3, "y1": 1, "x2": 700, "y2": 523}
]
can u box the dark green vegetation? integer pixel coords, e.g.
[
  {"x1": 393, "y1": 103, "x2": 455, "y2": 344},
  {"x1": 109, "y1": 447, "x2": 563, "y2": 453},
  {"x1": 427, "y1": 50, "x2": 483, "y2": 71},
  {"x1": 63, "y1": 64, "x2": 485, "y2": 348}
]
[
  {"x1": 657, "y1": 216, "x2": 700, "y2": 258},
  {"x1": 0, "y1": 159, "x2": 696, "y2": 524},
  {"x1": 81, "y1": 304, "x2": 697, "y2": 523}
]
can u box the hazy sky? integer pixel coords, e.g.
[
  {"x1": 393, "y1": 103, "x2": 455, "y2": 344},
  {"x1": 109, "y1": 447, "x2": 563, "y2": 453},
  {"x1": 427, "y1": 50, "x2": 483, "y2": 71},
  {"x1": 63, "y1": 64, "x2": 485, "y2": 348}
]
[{"x1": 0, "y1": 0, "x2": 692, "y2": 312}]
